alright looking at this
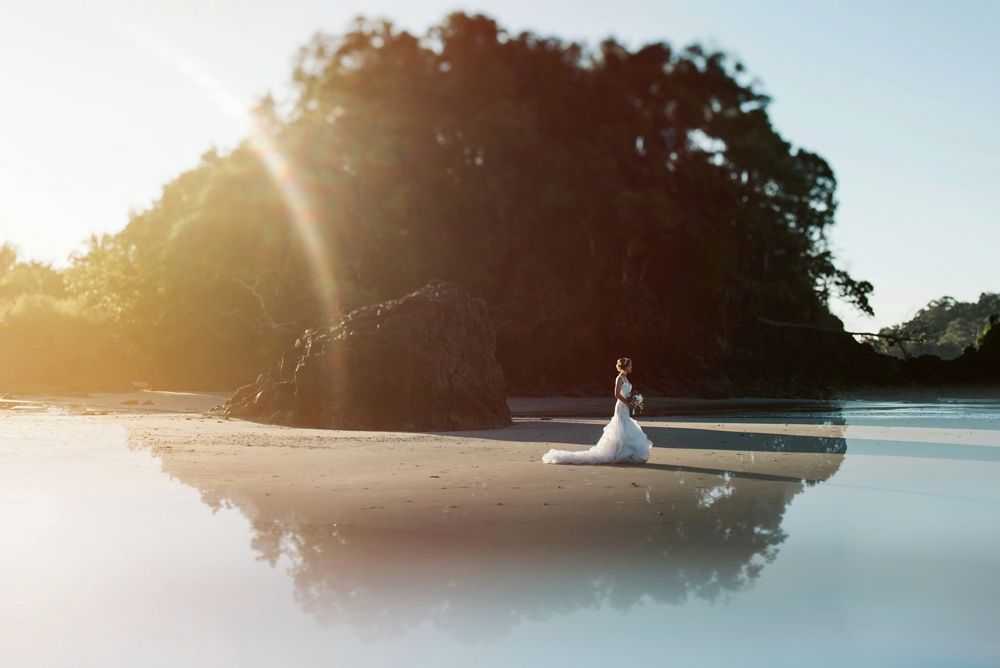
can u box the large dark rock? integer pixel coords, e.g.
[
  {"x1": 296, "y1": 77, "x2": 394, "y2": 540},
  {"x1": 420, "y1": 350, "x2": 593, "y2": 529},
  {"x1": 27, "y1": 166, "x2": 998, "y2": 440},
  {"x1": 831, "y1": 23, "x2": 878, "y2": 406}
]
[{"x1": 219, "y1": 281, "x2": 512, "y2": 431}]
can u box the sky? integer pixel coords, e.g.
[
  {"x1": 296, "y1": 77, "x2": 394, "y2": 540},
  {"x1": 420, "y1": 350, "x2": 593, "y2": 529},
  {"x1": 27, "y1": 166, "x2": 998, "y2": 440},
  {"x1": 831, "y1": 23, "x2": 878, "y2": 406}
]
[{"x1": 0, "y1": 0, "x2": 997, "y2": 333}]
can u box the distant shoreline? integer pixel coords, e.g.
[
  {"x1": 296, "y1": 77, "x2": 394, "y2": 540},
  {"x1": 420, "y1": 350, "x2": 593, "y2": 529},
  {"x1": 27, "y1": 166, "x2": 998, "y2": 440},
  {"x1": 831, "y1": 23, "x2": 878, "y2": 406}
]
[{"x1": 2, "y1": 385, "x2": 997, "y2": 422}]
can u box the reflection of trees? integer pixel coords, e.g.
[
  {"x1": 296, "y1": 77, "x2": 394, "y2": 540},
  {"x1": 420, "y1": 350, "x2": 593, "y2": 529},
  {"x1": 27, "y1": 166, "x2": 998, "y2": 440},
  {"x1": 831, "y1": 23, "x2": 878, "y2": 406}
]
[
  {"x1": 139, "y1": 411, "x2": 849, "y2": 641},
  {"x1": 164, "y1": 442, "x2": 843, "y2": 642}
]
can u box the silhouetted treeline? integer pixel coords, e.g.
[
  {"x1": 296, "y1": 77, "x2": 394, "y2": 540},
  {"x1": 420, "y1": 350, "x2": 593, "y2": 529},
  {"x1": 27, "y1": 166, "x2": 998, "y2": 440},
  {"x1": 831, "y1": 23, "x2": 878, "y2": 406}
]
[
  {"x1": 894, "y1": 314, "x2": 1000, "y2": 386},
  {"x1": 4, "y1": 14, "x2": 891, "y2": 394}
]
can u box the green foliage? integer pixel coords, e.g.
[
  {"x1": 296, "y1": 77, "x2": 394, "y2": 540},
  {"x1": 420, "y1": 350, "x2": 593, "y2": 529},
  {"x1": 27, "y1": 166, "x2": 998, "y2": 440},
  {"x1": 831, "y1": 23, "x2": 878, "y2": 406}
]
[
  {"x1": 60, "y1": 13, "x2": 874, "y2": 390},
  {"x1": 0, "y1": 243, "x2": 66, "y2": 301},
  {"x1": 62, "y1": 151, "x2": 309, "y2": 389},
  {"x1": 0, "y1": 244, "x2": 132, "y2": 388},
  {"x1": 874, "y1": 293, "x2": 1000, "y2": 359},
  {"x1": 0, "y1": 243, "x2": 17, "y2": 274},
  {"x1": 0, "y1": 294, "x2": 134, "y2": 388},
  {"x1": 977, "y1": 313, "x2": 998, "y2": 348}
]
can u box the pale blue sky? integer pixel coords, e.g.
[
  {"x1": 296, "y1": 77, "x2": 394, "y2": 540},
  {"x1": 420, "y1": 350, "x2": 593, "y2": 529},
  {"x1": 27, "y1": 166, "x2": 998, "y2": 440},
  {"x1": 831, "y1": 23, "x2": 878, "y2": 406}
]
[{"x1": 0, "y1": 0, "x2": 996, "y2": 332}]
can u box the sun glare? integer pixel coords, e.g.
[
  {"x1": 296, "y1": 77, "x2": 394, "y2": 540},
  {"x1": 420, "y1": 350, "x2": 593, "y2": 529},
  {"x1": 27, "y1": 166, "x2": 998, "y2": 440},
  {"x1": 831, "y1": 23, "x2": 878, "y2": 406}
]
[{"x1": 110, "y1": 18, "x2": 339, "y2": 317}]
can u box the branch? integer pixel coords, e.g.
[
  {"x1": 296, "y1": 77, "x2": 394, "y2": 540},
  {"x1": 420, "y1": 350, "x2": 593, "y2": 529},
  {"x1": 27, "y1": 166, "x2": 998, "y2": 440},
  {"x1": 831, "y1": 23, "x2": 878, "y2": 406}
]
[
  {"x1": 219, "y1": 272, "x2": 298, "y2": 332},
  {"x1": 758, "y1": 316, "x2": 923, "y2": 358}
]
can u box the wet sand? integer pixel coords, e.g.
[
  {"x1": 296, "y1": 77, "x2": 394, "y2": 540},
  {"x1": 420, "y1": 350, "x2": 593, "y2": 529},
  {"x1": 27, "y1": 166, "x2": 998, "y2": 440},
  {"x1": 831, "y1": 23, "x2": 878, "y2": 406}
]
[
  {"x1": 0, "y1": 389, "x2": 232, "y2": 414},
  {"x1": 135, "y1": 413, "x2": 848, "y2": 543},
  {"x1": 2, "y1": 389, "x2": 846, "y2": 546}
]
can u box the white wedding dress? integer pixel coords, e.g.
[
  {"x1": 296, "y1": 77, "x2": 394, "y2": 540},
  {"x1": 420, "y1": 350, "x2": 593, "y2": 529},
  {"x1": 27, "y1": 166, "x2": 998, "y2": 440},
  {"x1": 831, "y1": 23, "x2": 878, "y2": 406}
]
[{"x1": 542, "y1": 375, "x2": 652, "y2": 465}]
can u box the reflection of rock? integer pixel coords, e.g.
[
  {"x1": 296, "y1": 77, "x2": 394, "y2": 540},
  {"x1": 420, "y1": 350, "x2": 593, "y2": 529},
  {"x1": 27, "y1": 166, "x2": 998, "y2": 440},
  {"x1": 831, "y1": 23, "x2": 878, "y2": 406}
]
[
  {"x1": 148, "y1": 434, "x2": 844, "y2": 642},
  {"x1": 220, "y1": 281, "x2": 511, "y2": 431}
]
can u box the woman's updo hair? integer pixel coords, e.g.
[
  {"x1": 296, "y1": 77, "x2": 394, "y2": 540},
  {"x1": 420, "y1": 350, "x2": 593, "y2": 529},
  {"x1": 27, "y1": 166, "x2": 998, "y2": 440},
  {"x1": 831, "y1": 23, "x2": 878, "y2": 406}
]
[{"x1": 616, "y1": 357, "x2": 631, "y2": 373}]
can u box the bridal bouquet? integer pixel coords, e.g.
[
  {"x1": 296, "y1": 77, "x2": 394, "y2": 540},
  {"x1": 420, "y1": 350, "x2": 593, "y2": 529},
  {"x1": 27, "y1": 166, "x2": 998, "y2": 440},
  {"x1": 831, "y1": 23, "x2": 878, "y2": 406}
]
[{"x1": 628, "y1": 391, "x2": 644, "y2": 415}]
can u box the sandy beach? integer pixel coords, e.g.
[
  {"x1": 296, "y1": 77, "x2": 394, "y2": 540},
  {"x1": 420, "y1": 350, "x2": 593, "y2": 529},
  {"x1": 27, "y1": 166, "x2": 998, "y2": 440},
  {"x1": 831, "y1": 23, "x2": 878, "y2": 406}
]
[{"x1": 2, "y1": 389, "x2": 846, "y2": 547}]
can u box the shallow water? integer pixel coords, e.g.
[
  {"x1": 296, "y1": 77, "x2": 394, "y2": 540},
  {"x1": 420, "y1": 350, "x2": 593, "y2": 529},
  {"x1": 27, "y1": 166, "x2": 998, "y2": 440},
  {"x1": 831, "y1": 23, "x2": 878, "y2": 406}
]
[{"x1": 2, "y1": 401, "x2": 999, "y2": 667}]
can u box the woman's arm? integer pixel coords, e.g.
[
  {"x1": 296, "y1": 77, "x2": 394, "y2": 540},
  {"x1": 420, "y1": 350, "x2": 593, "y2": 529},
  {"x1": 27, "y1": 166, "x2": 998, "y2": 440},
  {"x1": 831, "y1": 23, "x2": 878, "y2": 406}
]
[{"x1": 615, "y1": 376, "x2": 629, "y2": 403}]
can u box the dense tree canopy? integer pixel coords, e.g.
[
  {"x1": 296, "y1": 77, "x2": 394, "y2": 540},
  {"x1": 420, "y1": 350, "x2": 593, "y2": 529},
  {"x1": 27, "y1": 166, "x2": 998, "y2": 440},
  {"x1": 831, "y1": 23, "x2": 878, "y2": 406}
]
[{"x1": 6, "y1": 13, "x2": 879, "y2": 392}]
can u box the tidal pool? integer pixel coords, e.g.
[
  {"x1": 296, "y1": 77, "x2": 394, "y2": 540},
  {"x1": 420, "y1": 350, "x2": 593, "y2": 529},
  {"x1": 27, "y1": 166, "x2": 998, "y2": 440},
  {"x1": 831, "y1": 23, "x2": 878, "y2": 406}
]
[{"x1": 1, "y1": 401, "x2": 998, "y2": 667}]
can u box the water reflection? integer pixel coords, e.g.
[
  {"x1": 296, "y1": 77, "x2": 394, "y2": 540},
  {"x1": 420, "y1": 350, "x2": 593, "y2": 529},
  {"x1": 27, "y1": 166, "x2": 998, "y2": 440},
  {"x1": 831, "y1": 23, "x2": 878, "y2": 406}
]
[
  {"x1": 146, "y1": 421, "x2": 846, "y2": 640},
  {"x1": 650, "y1": 418, "x2": 848, "y2": 454}
]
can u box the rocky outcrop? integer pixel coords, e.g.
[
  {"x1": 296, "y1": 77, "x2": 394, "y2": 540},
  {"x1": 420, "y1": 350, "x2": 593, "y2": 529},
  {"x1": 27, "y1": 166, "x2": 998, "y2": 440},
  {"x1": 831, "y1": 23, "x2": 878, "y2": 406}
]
[{"x1": 218, "y1": 281, "x2": 511, "y2": 431}]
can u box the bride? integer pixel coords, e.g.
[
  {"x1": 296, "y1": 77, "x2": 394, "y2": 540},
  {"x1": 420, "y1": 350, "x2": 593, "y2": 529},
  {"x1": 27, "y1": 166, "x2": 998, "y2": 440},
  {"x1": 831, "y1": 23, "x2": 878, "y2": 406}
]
[{"x1": 542, "y1": 357, "x2": 652, "y2": 465}]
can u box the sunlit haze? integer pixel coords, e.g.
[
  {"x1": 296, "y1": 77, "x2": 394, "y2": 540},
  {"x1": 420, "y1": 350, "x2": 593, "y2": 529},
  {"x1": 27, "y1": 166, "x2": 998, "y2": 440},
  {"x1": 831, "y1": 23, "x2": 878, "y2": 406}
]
[{"x1": 1, "y1": 0, "x2": 997, "y2": 332}]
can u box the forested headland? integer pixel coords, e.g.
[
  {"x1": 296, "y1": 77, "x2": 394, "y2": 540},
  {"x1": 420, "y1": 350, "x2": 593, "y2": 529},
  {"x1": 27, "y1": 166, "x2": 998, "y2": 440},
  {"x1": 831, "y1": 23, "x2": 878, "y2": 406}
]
[
  {"x1": 869, "y1": 293, "x2": 999, "y2": 360},
  {"x1": 1, "y1": 14, "x2": 995, "y2": 397}
]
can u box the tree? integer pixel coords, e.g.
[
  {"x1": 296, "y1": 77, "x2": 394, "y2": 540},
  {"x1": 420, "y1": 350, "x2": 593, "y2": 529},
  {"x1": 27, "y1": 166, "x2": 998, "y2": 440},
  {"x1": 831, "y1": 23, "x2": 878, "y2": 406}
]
[
  {"x1": 0, "y1": 242, "x2": 134, "y2": 388},
  {"x1": 0, "y1": 243, "x2": 66, "y2": 301},
  {"x1": 66, "y1": 12, "x2": 874, "y2": 392}
]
